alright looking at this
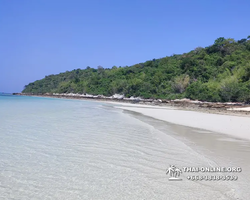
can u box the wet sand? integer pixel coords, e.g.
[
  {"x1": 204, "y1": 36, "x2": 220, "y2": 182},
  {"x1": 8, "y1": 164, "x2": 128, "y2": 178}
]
[
  {"x1": 105, "y1": 103, "x2": 250, "y2": 199},
  {"x1": 109, "y1": 102, "x2": 250, "y2": 141}
]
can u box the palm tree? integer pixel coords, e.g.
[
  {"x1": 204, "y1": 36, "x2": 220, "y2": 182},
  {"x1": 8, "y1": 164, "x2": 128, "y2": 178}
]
[
  {"x1": 175, "y1": 168, "x2": 182, "y2": 177},
  {"x1": 166, "y1": 165, "x2": 175, "y2": 177}
]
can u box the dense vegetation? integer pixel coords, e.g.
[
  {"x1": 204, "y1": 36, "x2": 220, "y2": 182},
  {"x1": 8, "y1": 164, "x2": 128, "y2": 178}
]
[{"x1": 23, "y1": 36, "x2": 250, "y2": 102}]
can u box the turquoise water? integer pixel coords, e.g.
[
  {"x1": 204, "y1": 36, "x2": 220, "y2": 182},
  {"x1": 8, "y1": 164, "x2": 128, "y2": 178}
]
[{"x1": 0, "y1": 95, "x2": 248, "y2": 199}]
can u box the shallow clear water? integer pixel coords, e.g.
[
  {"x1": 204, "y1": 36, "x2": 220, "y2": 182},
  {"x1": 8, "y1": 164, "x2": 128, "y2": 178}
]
[{"x1": 0, "y1": 95, "x2": 249, "y2": 199}]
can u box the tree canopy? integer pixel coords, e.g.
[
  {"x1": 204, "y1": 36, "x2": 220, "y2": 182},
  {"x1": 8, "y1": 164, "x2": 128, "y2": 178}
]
[{"x1": 23, "y1": 36, "x2": 250, "y2": 102}]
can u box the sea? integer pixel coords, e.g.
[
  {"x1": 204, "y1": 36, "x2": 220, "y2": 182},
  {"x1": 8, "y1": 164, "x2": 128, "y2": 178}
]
[{"x1": 0, "y1": 94, "x2": 250, "y2": 200}]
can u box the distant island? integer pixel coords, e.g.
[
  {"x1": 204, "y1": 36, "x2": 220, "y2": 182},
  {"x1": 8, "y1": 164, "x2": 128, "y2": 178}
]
[{"x1": 22, "y1": 36, "x2": 250, "y2": 103}]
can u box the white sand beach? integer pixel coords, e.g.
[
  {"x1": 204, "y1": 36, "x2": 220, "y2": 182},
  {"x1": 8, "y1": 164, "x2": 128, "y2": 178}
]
[{"x1": 110, "y1": 102, "x2": 250, "y2": 141}]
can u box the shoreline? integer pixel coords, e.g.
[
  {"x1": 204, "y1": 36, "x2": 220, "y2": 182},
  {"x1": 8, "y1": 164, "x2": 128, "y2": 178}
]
[
  {"x1": 14, "y1": 93, "x2": 250, "y2": 140},
  {"x1": 13, "y1": 94, "x2": 250, "y2": 140},
  {"x1": 14, "y1": 93, "x2": 250, "y2": 117},
  {"x1": 112, "y1": 103, "x2": 250, "y2": 141}
]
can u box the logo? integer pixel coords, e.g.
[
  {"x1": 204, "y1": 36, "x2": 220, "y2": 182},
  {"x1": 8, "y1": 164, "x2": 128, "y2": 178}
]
[
  {"x1": 166, "y1": 165, "x2": 182, "y2": 181},
  {"x1": 166, "y1": 165, "x2": 242, "y2": 181}
]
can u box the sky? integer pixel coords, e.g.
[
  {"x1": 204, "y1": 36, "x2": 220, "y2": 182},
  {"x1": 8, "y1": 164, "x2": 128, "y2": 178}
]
[{"x1": 0, "y1": 0, "x2": 250, "y2": 92}]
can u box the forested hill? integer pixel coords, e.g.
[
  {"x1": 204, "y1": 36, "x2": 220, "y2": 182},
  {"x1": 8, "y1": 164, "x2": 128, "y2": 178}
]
[{"x1": 23, "y1": 36, "x2": 250, "y2": 102}]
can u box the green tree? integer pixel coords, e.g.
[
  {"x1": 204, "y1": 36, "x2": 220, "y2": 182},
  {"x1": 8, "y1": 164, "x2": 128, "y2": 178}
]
[
  {"x1": 22, "y1": 35, "x2": 250, "y2": 103},
  {"x1": 171, "y1": 75, "x2": 190, "y2": 93},
  {"x1": 220, "y1": 76, "x2": 240, "y2": 102}
]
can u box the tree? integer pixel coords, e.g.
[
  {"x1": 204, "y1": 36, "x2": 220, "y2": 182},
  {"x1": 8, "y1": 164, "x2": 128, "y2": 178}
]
[
  {"x1": 238, "y1": 39, "x2": 247, "y2": 43},
  {"x1": 171, "y1": 75, "x2": 190, "y2": 93},
  {"x1": 22, "y1": 35, "x2": 250, "y2": 103},
  {"x1": 214, "y1": 37, "x2": 226, "y2": 46},
  {"x1": 194, "y1": 47, "x2": 203, "y2": 54},
  {"x1": 220, "y1": 76, "x2": 240, "y2": 102},
  {"x1": 97, "y1": 65, "x2": 104, "y2": 75},
  {"x1": 97, "y1": 65, "x2": 104, "y2": 70},
  {"x1": 242, "y1": 63, "x2": 250, "y2": 81}
]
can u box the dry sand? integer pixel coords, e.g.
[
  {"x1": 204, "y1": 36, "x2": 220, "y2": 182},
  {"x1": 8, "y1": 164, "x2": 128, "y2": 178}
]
[
  {"x1": 109, "y1": 102, "x2": 250, "y2": 141},
  {"x1": 228, "y1": 107, "x2": 250, "y2": 111}
]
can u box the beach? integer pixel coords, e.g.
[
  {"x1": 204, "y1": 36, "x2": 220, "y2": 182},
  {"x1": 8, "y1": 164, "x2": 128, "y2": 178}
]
[
  {"x1": 107, "y1": 102, "x2": 250, "y2": 141},
  {"x1": 106, "y1": 101, "x2": 250, "y2": 199}
]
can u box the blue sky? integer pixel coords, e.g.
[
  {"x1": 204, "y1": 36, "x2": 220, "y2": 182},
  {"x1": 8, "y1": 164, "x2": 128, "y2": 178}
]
[{"x1": 0, "y1": 0, "x2": 250, "y2": 92}]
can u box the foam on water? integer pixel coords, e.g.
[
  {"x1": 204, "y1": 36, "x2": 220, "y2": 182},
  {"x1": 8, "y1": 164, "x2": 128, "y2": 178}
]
[{"x1": 0, "y1": 95, "x2": 248, "y2": 199}]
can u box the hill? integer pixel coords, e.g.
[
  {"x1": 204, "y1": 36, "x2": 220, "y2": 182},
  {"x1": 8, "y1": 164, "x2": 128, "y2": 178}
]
[{"x1": 22, "y1": 36, "x2": 250, "y2": 102}]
